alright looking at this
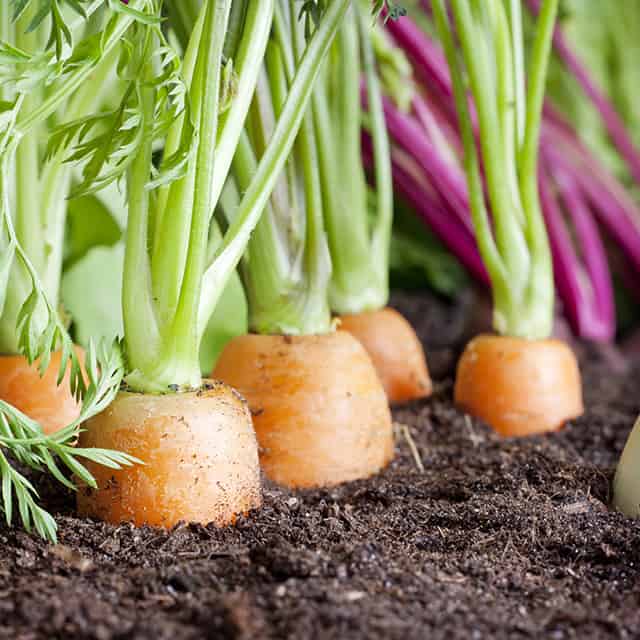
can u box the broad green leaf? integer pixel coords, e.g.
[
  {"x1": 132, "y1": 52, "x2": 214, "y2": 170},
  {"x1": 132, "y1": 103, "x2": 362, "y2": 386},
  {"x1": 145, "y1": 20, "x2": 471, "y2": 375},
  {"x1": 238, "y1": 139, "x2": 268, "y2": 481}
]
[
  {"x1": 62, "y1": 243, "x2": 124, "y2": 345},
  {"x1": 199, "y1": 269, "x2": 248, "y2": 374},
  {"x1": 63, "y1": 193, "x2": 122, "y2": 269},
  {"x1": 390, "y1": 203, "x2": 468, "y2": 296}
]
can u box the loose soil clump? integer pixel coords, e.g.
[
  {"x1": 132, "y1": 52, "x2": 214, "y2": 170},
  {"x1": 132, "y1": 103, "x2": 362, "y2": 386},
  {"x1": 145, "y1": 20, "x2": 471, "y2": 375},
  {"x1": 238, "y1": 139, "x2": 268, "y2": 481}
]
[{"x1": 1, "y1": 290, "x2": 639, "y2": 640}]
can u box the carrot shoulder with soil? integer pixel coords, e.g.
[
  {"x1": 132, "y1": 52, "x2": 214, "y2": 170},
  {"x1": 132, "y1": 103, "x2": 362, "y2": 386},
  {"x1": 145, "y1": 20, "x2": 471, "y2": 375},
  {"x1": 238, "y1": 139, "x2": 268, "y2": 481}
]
[
  {"x1": 432, "y1": 0, "x2": 583, "y2": 436},
  {"x1": 213, "y1": 2, "x2": 394, "y2": 489},
  {"x1": 52, "y1": 0, "x2": 350, "y2": 527},
  {"x1": 0, "y1": 2, "x2": 174, "y2": 542},
  {"x1": 0, "y1": 3, "x2": 120, "y2": 434}
]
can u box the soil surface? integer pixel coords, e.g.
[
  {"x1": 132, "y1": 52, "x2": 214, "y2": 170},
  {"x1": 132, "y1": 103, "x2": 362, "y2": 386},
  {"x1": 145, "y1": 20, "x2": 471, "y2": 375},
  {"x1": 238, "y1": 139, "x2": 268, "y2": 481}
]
[{"x1": 2, "y1": 289, "x2": 640, "y2": 640}]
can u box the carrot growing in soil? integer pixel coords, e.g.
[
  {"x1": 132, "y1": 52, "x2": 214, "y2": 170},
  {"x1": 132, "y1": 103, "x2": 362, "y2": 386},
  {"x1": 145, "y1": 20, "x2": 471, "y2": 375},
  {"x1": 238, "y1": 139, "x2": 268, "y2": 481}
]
[
  {"x1": 315, "y1": 2, "x2": 430, "y2": 403},
  {"x1": 0, "y1": 2, "x2": 156, "y2": 542},
  {"x1": 0, "y1": 3, "x2": 120, "y2": 434},
  {"x1": 214, "y1": 2, "x2": 394, "y2": 488},
  {"x1": 432, "y1": 0, "x2": 583, "y2": 436},
  {"x1": 50, "y1": 0, "x2": 349, "y2": 527},
  {"x1": 381, "y1": 12, "x2": 617, "y2": 343}
]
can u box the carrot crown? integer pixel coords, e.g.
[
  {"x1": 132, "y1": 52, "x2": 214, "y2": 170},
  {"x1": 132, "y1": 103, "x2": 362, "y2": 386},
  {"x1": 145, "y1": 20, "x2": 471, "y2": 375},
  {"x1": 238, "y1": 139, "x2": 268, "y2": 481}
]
[
  {"x1": 315, "y1": 2, "x2": 393, "y2": 316},
  {"x1": 224, "y1": 2, "x2": 392, "y2": 334},
  {"x1": 0, "y1": 2, "x2": 157, "y2": 541},
  {"x1": 432, "y1": 0, "x2": 559, "y2": 340}
]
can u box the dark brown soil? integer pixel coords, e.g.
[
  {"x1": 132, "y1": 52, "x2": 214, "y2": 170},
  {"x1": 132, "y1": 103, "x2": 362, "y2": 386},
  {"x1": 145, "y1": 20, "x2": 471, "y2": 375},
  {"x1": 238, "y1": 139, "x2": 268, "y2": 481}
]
[{"x1": 2, "y1": 290, "x2": 640, "y2": 640}]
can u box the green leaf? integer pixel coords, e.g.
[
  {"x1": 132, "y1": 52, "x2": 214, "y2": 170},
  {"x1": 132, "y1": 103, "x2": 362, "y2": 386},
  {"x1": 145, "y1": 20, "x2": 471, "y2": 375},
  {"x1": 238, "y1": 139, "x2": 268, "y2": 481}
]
[
  {"x1": 390, "y1": 203, "x2": 468, "y2": 296},
  {"x1": 11, "y1": 0, "x2": 91, "y2": 59},
  {"x1": 199, "y1": 268, "x2": 247, "y2": 374},
  {"x1": 62, "y1": 243, "x2": 124, "y2": 346},
  {"x1": 63, "y1": 193, "x2": 122, "y2": 269}
]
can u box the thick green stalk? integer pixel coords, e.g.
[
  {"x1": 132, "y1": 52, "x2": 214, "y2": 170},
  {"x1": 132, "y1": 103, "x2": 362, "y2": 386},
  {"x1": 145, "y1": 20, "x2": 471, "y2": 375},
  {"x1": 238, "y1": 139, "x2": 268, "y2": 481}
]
[
  {"x1": 126, "y1": 0, "x2": 231, "y2": 392},
  {"x1": 122, "y1": 78, "x2": 162, "y2": 381},
  {"x1": 226, "y1": 10, "x2": 332, "y2": 335},
  {"x1": 431, "y1": 0, "x2": 507, "y2": 305},
  {"x1": 517, "y1": 0, "x2": 559, "y2": 338},
  {"x1": 197, "y1": 0, "x2": 351, "y2": 337},
  {"x1": 166, "y1": 0, "x2": 201, "y2": 49},
  {"x1": 508, "y1": 0, "x2": 526, "y2": 148},
  {"x1": 490, "y1": 0, "x2": 525, "y2": 229},
  {"x1": 433, "y1": 0, "x2": 557, "y2": 339},
  {"x1": 14, "y1": 8, "x2": 43, "y2": 275},
  {"x1": 312, "y1": 2, "x2": 394, "y2": 315},
  {"x1": 170, "y1": 1, "x2": 230, "y2": 368},
  {"x1": 152, "y1": 1, "x2": 273, "y2": 331},
  {"x1": 313, "y1": 9, "x2": 376, "y2": 314},
  {"x1": 451, "y1": 0, "x2": 530, "y2": 294},
  {"x1": 0, "y1": 9, "x2": 44, "y2": 355},
  {"x1": 356, "y1": 2, "x2": 393, "y2": 303}
]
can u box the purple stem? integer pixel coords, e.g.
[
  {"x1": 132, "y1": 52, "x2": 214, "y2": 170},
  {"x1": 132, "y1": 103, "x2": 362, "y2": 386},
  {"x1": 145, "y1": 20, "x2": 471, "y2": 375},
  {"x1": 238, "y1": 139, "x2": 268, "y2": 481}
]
[
  {"x1": 382, "y1": 13, "x2": 620, "y2": 339},
  {"x1": 539, "y1": 154, "x2": 615, "y2": 340},
  {"x1": 362, "y1": 134, "x2": 488, "y2": 283},
  {"x1": 382, "y1": 95, "x2": 471, "y2": 232},
  {"x1": 542, "y1": 120, "x2": 640, "y2": 274},
  {"x1": 527, "y1": 0, "x2": 640, "y2": 185}
]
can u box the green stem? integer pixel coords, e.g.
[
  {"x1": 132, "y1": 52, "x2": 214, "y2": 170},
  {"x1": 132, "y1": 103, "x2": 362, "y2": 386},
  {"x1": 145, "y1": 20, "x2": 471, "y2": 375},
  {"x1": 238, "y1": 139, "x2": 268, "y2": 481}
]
[
  {"x1": 0, "y1": 9, "x2": 45, "y2": 355},
  {"x1": 170, "y1": 1, "x2": 230, "y2": 367},
  {"x1": 122, "y1": 78, "x2": 162, "y2": 381},
  {"x1": 165, "y1": 0, "x2": 201, "y2": 49},
  {"x1": 152, "y1": 1, "x2": 273, "y2": 330},
  {"x1": 15, "y1": 1, "x2": 143, "y2": 135},
  {"x1": 451, "y1": 0, "x2": 529, "y2": 292},
  {"x1": 0, "y1": 5, "x2": 11, "y2": 101},
  {"x1": 434, "y1": 0, "x2": 556, "y2": 339},
  {"x1": 517, "y1": 0, "x2": 558, "y2": 339},
  {"x1": 197, "y1": 0, "x2": 351, "y2": 336},
  {"x1": 14, "y1": 7, "x2": 43, "y2": 274},
  {"x1": 432, "y1": 0, "x2": 505, "y2": 285},
  {"x1": 490, "y1": 0, "x2": 525, "y2": 228},
  {"x1": 357, "y1": 2, "x2": 393, "y2": 304},
  {"x1": 508, "y1": 0, "x2": 526, "y2": 149},
  {"x1": 313, "y1": 8, "x2": 377, "y2": 314},
  {"x1": 126, "y1": 0, "x2": 232, "y2": 392}
]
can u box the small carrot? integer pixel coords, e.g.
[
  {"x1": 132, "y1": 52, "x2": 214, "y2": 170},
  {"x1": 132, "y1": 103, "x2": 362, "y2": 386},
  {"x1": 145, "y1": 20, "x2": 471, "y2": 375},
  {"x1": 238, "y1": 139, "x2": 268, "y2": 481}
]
[
  {"x1": 339, "y1": 307, "x2": 432, "y2": 404},
  {"x1": 77, "y1": 382, "x2": 261, "y2": 528},
  {"x1": 213, "y1": 330, "x2": 394, "y2": 488},
  {"x1": 454, "y1": 334, "x2": 583, "y2": 436},
  {"x1": 430, "y1": 0, "x2": 582, "y2": 434},
  {"x1": 0, "y1": 347, "x2": 85, "y2": 435}
]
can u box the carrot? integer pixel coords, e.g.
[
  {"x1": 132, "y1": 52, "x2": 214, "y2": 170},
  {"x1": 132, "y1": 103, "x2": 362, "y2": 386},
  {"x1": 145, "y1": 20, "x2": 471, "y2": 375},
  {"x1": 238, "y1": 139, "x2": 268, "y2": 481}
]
[
  {"x1": 76, "y1": 381, "x2": 261, "y2": 528},
  {"x1": 338, "y1": 307, "x2": 432, "y2": 403},
  {"x1": 0, "y1": 346, "x2": 85, "y2": 436},
  {"x1": 454, "y1": 334, "x2": 583, "y2": 436},
  {"x1": 213, "y1": 330, "x2": 394, "y2": 488}
]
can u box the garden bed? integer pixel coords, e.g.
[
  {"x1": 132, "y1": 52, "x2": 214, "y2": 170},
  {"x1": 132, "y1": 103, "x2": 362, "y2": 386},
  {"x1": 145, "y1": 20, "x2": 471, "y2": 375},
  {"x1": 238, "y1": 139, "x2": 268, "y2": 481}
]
[{"x1": 1, "y1": 290, "x2": 639, "y2": 640}]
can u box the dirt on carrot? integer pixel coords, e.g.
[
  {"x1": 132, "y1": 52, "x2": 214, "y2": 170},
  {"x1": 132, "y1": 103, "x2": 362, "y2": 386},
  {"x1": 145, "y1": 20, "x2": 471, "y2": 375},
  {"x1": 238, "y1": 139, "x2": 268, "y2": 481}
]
[
  {"x1": 0, "y1": 346, "x2": 85, "y2": 435},
  {"x1": 338, "y1": 306, "x2": 432, "y2": 404},
  {"x1": 77, "y1": 381, "x2": 261, "y2": 528},
  {"x1": 2, "y1": 290, "x2": 639, "y2": 640},
  {"x1": 213, "y1": 330, "x2": 394, "y2": 488}
]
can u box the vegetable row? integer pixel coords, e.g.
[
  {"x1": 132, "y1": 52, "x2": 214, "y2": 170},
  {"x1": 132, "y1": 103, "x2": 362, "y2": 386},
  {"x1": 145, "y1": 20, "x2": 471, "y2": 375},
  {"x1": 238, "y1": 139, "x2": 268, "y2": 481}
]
[{"x1": 0, "y1": 0, "x2": 638, "y2": 542}]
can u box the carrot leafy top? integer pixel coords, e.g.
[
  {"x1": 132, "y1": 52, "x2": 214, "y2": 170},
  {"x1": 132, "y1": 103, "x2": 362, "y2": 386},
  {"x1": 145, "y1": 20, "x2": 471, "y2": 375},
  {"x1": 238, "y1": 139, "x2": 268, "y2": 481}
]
[{"x1": 432, "y1": 0, "x2": 559, "y2": 339}]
